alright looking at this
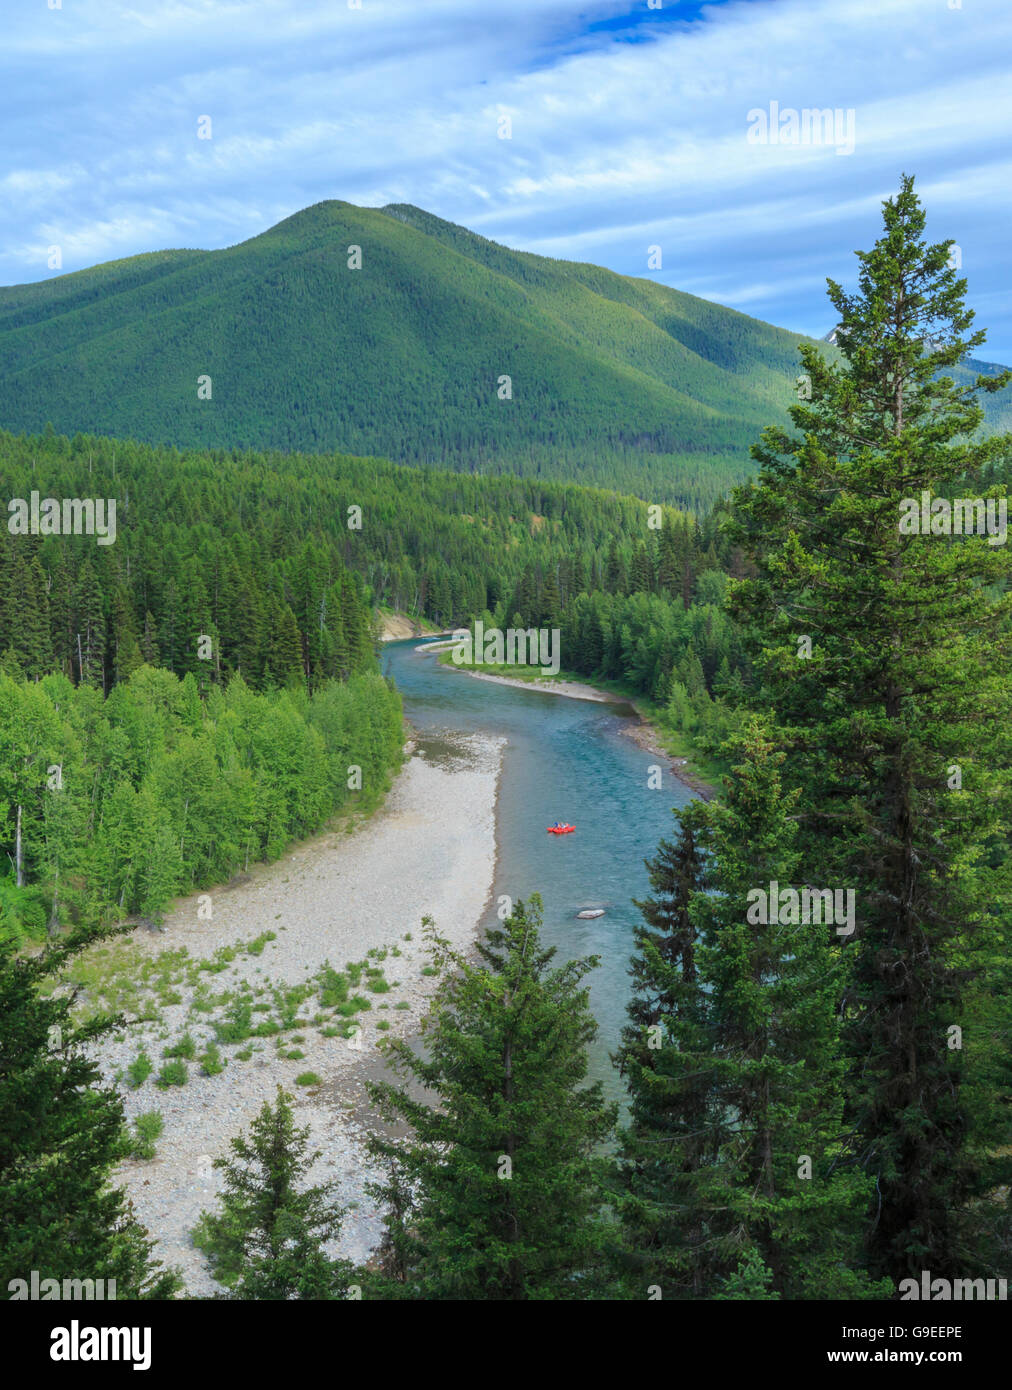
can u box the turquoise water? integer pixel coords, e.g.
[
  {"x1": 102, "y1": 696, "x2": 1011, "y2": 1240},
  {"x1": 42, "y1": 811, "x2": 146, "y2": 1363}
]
[{"x1": 381, "y1": 639, "x2": 695, "y2": 1101}]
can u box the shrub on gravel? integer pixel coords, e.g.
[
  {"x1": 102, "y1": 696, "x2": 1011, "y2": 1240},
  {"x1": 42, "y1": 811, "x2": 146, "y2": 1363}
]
[
  {"x1": 130, "y1": 1111, "x2": 164, "y2": 1159},
  {"x1": 155, "y1": 1059, "x2": 188, "y2": 1088}
]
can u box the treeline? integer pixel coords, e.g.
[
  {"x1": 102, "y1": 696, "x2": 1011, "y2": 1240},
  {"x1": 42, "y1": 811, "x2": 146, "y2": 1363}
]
[
  {"x1": 475, "y1": 507, "x2": 753, "y2": 756},
  {"x1": 0, "y1": 666, "x2": 402, "y2": 941},
  {"x1": 0, "y1": 427, "x2": 668, "y2": 688},
  {"x1": 0, "y1": 426, "x2": 691, "y2": 943}
]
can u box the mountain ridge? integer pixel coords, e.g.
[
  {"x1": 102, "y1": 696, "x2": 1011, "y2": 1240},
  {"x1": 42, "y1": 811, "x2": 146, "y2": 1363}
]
[{"x1": 1, "y1": 199, "x2": 1008, "y2": 507}]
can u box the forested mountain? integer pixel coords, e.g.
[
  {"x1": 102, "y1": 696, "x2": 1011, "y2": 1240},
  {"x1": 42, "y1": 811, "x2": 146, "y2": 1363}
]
[{"x1": 0, "y1": 201, "x2": 835, "y2": 508}]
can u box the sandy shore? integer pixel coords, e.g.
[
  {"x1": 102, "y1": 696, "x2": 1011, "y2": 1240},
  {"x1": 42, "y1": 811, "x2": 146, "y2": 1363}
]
[
  {"x1": 90, "y1": 732, "x2": 504, "y2": 1293},
  {"x1": 440, "y1": 664, "x2": 620, "y2": 705},
  {"x1": 379, "y1": 613, "x2": 452, "y2": 642}
]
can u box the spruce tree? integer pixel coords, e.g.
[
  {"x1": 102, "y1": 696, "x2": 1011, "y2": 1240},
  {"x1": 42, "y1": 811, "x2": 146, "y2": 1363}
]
[
  {"x1": 613, "y1": 800, "x2": 712, "y2": 1296},
  {"x1": 617, "y1": 722, "x2": 887, "y2": 1299},
  {"x1": 0, "y1": 930, "x2": 180, "y2": 1297},
  {"x1": 72, "y1": 561, "x2": 106, "y2": 690},
  {"x1": 726, "y1": 175, "x2": 1012, "y2": 1282},
  {"x1": 194, "y1": 1087, "x2": 354, "y2": 1300},
  {"x1": 366, "y1": 898, "x2": 616, "y2": 1300}
]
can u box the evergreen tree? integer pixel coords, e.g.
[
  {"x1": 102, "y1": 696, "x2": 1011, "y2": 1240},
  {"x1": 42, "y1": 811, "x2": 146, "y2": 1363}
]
[
  {"x1": 366, "y1": 899, "x2": 616, "y2": 1299},
  {"x1": 605, "y1": 539, "x2": 627, "y2": 595},
  {"x1": 727, "y1": 175, "x2": 1012, "y2": 1282},
  {"x1": 73, "y1": 561, "x2": 106, "y2": 690},
  {"x1": 617, "y1": 722, "x2": 887, "y2": 1299},
  {"x1": 630, "y1": 541, "x2": 653, "y2": 594},
  {"x1": 0, "y1": 930, "x2": 180, "y2": 1297},
  {"x1": 140, "y1": 610, "x2": 160, "y2": 666},
  {"x1": 194, "y1": 1087, "x2": 354, "y2": 1300},
  {"x1": 614, "y1": 800, "x2": 711, "y2": 1296},
  {"x1": 540, "y1": 569, "x2": 561, "y2": 628}
]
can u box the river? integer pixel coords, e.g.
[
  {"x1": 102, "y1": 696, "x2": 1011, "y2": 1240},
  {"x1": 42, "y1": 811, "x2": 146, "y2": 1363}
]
[{"x1": 381, "y1": 638, "x2": 695, "y2": 1102}]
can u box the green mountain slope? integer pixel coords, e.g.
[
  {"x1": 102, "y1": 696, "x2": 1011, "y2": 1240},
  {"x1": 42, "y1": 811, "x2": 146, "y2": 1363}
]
[{"x1": 1, "y1": 201, "x2": 1008, "y2": 506}]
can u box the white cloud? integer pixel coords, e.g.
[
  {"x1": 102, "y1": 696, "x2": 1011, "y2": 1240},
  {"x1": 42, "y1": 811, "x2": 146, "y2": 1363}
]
[{"x1": 2, "y1": 0, "x2": 1010, "y2": 355}]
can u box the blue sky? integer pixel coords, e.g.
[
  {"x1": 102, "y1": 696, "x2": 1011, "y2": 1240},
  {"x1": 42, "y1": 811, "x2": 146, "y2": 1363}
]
[{"x1": 3, "y1": 0, "x2": 1011, "y2": 357}]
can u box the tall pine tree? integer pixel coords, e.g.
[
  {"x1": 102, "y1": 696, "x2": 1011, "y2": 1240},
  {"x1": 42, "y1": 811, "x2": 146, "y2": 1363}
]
[{"x1": 726, "y1": 175, "x2": 1012, "y2": 1282}]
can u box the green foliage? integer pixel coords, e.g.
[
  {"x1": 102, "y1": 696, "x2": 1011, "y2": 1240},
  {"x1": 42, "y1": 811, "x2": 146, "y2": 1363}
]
[
  {"x1": 616, "y1": 723, "x2": 888, "y2": 1300},
  {"x1": 215, "y1": 998, "x2": 253, "y2": 1045},
  {"x1": 366, "y1": 901, "x2": 616, "y2": 1299},
  {"x1": 199, "y1": 1043, "x2": 226, "y2": 1077},
  {"x1": 162, "y1": 1031, "x2": 196, "y2": 1060},
  {"x1": 0, "y1": 665, "x2": 403, "y2": 941},
  {"x1": 0, "y1": 931, "x2": 180, "y2": 1297},
  {"x1": 193, "y1": 1086, "x2": 353, "y2": 1298},
  {"x1": 725, "y1": 176, "x2": 1012, "y2": 1284},
  {"x1": 154, "y1": 1059, "x2": 188, "y2": 1089},
  {"x1": 244, "y1": 932, "x2": 276, "y2": 957},
  {"x1": 130, "y1": 1111, "x2": 164, "y2": 1161},
  {"x1": 0, "y1": 880, "x2": 48, "y2": 944},
  {"x1": 317, "y1": 967, "x2": 349, "y2": 1009},
  {"x1": 127, "y1": 1048, "x2": 154, "y2": 1088}
]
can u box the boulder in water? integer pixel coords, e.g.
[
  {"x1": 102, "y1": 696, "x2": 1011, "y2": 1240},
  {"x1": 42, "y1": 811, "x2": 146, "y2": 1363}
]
[{"x1": 576, "y1": 909, "x2": 606, "y2": 919}]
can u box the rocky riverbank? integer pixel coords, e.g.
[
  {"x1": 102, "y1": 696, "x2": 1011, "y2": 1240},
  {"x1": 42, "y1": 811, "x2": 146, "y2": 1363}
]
[{"x1": 80, "y1": 732, "x2": 504, "y2": 1294}]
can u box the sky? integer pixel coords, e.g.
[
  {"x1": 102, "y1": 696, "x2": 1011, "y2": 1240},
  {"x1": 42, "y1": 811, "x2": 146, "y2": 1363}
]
[{"x1": 3, "y1": 0, "x2": 1011, "y2": 357}]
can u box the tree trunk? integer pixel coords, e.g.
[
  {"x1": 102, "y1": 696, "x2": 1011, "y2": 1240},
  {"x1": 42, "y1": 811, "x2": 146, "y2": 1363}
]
[{"x1": 15, "y1": 804, "x2": 24, "y2": 888}]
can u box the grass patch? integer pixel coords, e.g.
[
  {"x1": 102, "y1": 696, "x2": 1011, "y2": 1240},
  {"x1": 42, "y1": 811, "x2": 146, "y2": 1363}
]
[
  {"x1": 162, "y1": 1031, "x2": 197, "y2": 1060},
  {"x1": 214, "y1": 998, "x2": 253, "y2": 1045},
  {"x1": 244, "y1": 931, "x2": 277, "y2": 957},
  {"x1": 127, "y1": 1048, "x2": 154, "y2": 1088},
  {"x1": 155, "y1": 1059, "x2": 188, "y2": 1089},
  {"x1": 200, "y1": 1043, "x2": 226, "y2": 1076},
  {"x1": 130, "y1": 1111, "x2": 164, "y2": 1160}
]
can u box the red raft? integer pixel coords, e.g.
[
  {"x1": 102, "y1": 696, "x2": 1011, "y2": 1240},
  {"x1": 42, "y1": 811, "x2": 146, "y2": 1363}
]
[{"x1": 547, "y1": 823, "x2": 575, "y2": 834}]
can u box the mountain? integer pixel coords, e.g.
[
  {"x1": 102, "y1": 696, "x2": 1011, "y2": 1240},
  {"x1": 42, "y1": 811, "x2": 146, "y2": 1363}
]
[{"x1": 1, "y1": 201, "x2": 1009, "y2": 507}]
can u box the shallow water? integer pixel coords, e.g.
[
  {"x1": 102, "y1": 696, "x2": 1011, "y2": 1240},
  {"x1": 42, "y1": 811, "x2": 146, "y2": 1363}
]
[{"x1": 382, "y1": 639, "x2": 695, "y2": 1102}]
